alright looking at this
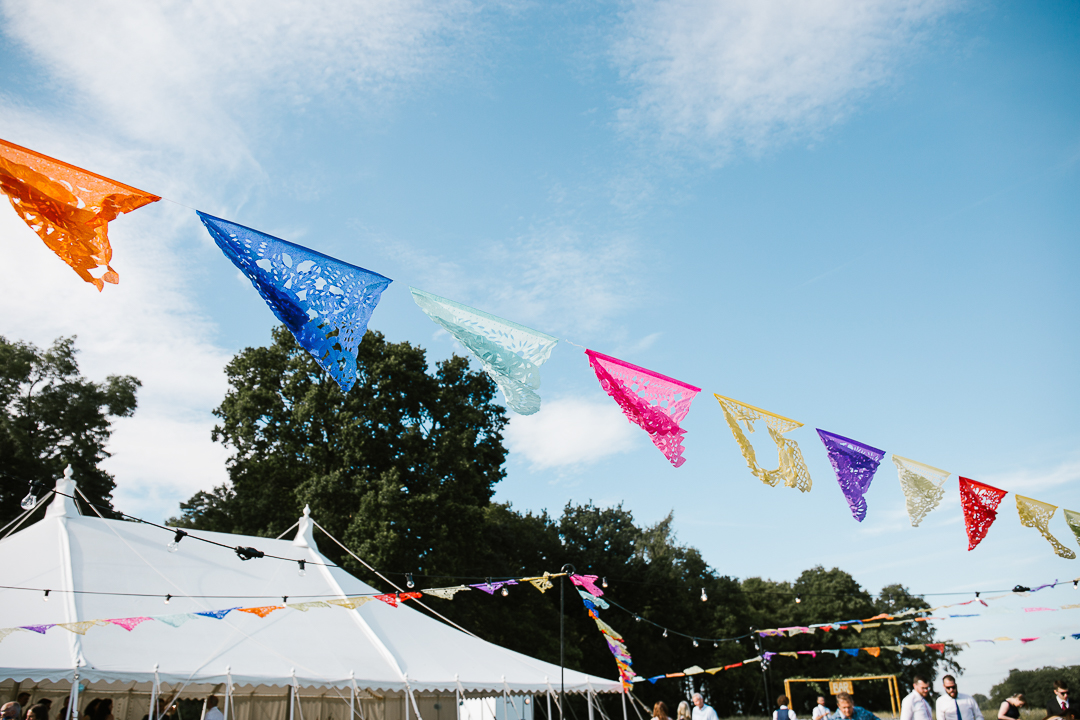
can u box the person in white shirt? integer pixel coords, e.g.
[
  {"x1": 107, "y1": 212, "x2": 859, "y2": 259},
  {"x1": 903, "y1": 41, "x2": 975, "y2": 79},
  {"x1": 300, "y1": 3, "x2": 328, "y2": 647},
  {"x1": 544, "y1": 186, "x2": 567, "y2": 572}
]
[
  {"x1": 900, "y1": 676, "x2": 934, "y2": 720},
  {"x1": 692, "y1": 694, "x2": 719, "y2": 720},
  {"x1": 774, "y1": 695, "x2": 798, "y2": 720},
  {"x1": 936, "y1": 676, "x2": 984, "y2": 720},
  {"x1": 203, "y1": 697, "x2": 224, "y2": 720},
  {"x1": 813, "y1": 697, "x2": 831, "y2": 720}
]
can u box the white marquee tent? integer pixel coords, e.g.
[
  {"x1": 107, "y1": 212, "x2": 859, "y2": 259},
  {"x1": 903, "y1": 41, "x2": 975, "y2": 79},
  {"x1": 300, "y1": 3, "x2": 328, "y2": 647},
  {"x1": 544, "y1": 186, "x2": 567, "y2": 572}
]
[{"x1": 0, "y1": 473, "x2": 623, "y2": 720}]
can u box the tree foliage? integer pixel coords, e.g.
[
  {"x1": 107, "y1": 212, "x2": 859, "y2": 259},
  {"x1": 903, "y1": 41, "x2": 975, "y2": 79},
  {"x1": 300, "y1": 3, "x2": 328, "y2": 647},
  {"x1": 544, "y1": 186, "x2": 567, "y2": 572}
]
[
  {"x1": 173, "y1": 325, "x2": 507, "y2": 579},
  {"x1": 989, "y1": 666, "x2": 1080, "y2": 708},
  {"x1": 174, "y1": 326, "x2": 960, "y2": 717},
  {"x1": 0, "y1": 335, "x2": 139, "y2": 526}
]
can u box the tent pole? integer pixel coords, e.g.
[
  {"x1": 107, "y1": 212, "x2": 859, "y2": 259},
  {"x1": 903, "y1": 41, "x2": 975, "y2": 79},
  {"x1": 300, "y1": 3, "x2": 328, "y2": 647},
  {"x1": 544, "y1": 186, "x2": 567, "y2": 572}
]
[
  {"x1": 350, "y1": 673, "x2": 356, "y2": 720},
  {"x1": 224, "y1": 667, "x2": 232, "y2": 720},
  {"x1": 586, "y1": 687, "x2": 594, "y2": 720},
  {"x1": 547, "y1": 688, "x2": 552, "y2": 720},
  {"x1": 150, "y1": 666, "x2": 160, "y2": 720},
  {"x1": 620, "y1": 689, "x2": 627, "y2": 720},
  {"x1": 289, "y1": 670, "x2": 296, "y2": 720},
  {"x1": 68, "y1": 670, "x2": 80, "y2": 720}
]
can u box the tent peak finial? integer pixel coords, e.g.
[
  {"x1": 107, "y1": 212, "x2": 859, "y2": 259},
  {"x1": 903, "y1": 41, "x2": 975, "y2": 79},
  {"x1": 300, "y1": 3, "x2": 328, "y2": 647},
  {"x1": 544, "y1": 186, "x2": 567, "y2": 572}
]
[
  {"x1": 293, "y1": 505, "x2": 318, "y2": 550},
  {"x1": 46, "y1": 465, "x2": 80, "y2": 518}
]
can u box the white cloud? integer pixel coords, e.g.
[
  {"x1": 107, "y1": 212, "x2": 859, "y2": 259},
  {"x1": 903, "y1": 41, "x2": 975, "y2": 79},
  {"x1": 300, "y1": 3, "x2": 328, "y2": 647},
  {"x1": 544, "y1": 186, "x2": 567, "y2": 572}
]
[
  {"x1": 0, "y1": 0, "x2": 475, "y2": 161},
  {"x1": 505, "y1": 396, "x2": 640, "y2": 469},
  {"x1": 0, "y1": 0, "x2": 482, "y2": 524},
  {"x1": 381, "y1": 225, "x2": 646, "y2": 339},
  {"x1": 611, "y1": 0, "x2": 956, "y2": 158},
  {"x1": 981, "y1": 456, "x2": 1080, "y2": 494}
]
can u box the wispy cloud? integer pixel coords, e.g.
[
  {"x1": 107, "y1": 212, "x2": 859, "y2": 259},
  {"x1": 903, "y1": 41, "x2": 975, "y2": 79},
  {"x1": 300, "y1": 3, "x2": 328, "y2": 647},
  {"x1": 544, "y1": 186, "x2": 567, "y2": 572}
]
[
  {"x1": 380, "y1": 224, "x2": 646, "y2": 339},
  {"x1": 0, "y1": 1, "x2": 482, "y2": 522},
  {"x1": 1, "y1": 0, "x2": 478, "y2": 164},
  {"x1": 505, "y1": 396, "x2": 640, "y2": 469},
  {"x1": 981, "y1": 456, "x2": 1080, "y2": 495},
  {"x1": 611, "y1": 0, "x2": 957, "y2": 159}
]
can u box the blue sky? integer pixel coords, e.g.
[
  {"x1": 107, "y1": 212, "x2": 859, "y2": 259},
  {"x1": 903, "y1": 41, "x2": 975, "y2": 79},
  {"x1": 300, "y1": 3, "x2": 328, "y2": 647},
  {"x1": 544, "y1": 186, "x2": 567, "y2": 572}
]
[{"x1": 1, "y1": 0, "x2": 1078, "y2": 695}]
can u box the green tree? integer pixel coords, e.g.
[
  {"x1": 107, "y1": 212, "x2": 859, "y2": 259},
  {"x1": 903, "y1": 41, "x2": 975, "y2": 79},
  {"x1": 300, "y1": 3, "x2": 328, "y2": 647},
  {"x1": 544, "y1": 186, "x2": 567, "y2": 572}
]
[
  {"x1": 172, "y1": 325, "x2": 507, "y2": 579},
  {"x1": 0, "y1": 335, "x2": 140, "y2": 526},
  {"x1": 989, "y1": 666, "x2": 1080, "y2": 709},
  {"x1": 744, "y1": 567, "x2": 960, "y2": 715}
]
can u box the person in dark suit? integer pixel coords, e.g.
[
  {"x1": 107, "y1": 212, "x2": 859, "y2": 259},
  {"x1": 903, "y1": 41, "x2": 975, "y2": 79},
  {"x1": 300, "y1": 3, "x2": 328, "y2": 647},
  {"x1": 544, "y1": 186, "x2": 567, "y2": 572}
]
[{"x1": 1047, "y1": 680, "x2": 1073, "y2": 720}]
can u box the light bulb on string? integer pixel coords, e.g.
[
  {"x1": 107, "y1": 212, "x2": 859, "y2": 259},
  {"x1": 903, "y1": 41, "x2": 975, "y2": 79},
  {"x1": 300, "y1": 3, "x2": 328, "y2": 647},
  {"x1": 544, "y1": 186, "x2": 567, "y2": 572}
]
[
  {"x1": 43, "y1": 589, "x2": 50, "y2": 602},
  {"x1": 406, "y1": 573, "x2": 415, "y2": 589},
  {"x1": 282, "y1": 596, "x2": 288, "y2": 604},
  {"x1": 167, "y1": 529, "x2": 187, "y2": 553},
  {"x1": 21, "y1": 490, "x2": 38, "y2": 511},
  {"x1": 693, "y1": 639, "x2": 699, "y2": 647},
  {"x1": 635, "y1": 615, "x2": 641, "y2": 623},
  {"x1": 700, "y1": 588, "x2": 708, "y2": 602},
  {"x1": 602, "y1": 577, "x2": 608, "y2": 588},
  {"x1": 501, "y1": 586, "x2": 509, "y2": 597},
  {"x1": 297, "y1": 560, "x2": 306, "y2": 577},
  {"x1": 1073, "y1": 580, "x2": 1078, "y2": 590},
  {"x1": 795, "y1": 594, "x2": 802, "y2": 604},
  {"x1": 713, "y1": 642, "x2": 719, "y2": 648},
  {"x1": 663, "y1": 629, "x2": 668, "y2": 638},
  {"x1": 164, "y1": 594, "x2": 172, "y2": 605}
]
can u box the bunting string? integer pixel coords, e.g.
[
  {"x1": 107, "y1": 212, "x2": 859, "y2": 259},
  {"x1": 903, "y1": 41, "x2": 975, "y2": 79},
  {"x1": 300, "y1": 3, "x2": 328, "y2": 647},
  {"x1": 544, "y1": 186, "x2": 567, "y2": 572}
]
[
  {"x1": 3, "y1": 137, "x2": 1080, "y2": 554},
  {"x1": 633, "y1": 635, "x2": 1080, "y2": 685}
]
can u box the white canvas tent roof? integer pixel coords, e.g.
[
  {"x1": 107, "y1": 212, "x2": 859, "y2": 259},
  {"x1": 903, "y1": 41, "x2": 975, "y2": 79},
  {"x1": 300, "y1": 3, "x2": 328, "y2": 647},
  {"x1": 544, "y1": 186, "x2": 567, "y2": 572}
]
[{"x1": 0, "y1": 473, "x2": 621, "y2": 696}]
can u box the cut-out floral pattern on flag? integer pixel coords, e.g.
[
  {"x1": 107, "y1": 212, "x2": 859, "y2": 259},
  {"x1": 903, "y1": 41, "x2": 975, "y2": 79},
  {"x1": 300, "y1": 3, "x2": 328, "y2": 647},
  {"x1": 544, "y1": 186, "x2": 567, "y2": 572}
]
[
  {"x1": 959, "y1": 477, "x2": 1007, "y2": 551},
  {"x1": 198, "y1": 212, "x2": 391, "y2": 394},
  {"x1": 1064, "y1": 509, "x2": 1080, "y2": 547},
  {"x1": 1016, "y1": 495, "x2": 1076, "y2": 559},
  {"x1": 58, "y1": 621, "x2": 99, "y2": 635},
  {"x1": 422, "y1": 586, "x2": 470, "y2": 600},
  {"x1": 892, "y1": 455, "x2": 948, "y2": 527},
  {"x1": 469, "y1": 580, "x2": 518, "y2": 595},
  {"x1": 196, "y1": 607, "x2": 239, "y2": 620},
  {"x1": 21, "y1": 625, "x2": 53, "y2": 634},
  {"x1": 107, "y1": 617, "x2": 151, "y2": 631},
  {"x1": 523, "y1": 573, "x2": 554, "y2": 593},
  {"x1": 0, "y1": 138, "x2": 160, "y2": 290},
  {"x1": 817, "y1": 430, "x2": 885, "y2": 522},
  {"x1": 238, "y1": 606, "x2": 284, "y2": 618},
  {"x1": 569, "y1": 573, "x2": 605, "y2": 597},
  {"x1": 586, "y1": 350, "x2": 701, "y2": 467},
  {"x1": 410, "y1": 288, "x2": 558, "y2": 415},
  {"x1": 327, "y1": 597, "x2": 373, "y2": 609},
  {"x1": 157, "y1": 614, "x2": 196, "y2": 628},
  {"x1": 373, "y1": 592, "x2": 422, "y2": 607},
  {"x1": 714, "y1": 395, "x2": 812, "y2": 492}
]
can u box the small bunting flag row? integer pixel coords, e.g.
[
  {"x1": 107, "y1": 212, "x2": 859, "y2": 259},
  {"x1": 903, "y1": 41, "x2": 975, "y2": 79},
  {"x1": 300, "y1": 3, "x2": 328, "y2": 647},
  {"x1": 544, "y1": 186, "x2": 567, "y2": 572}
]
[
  {"x1": 0, "y1": 571, "x2": 572, "y2": 644},
  {"x1": 3, "y1": 137, "x2": 1077, "y2": 555},
  {"x1": 634, "y1": 635, "x2": 1079, "y2": 684}
]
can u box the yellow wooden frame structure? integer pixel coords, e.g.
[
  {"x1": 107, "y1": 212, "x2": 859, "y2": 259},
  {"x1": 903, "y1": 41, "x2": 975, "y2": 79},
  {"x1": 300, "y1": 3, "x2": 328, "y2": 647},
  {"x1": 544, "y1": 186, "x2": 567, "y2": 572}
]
[{"x1": 784, "y1": 675, "x2": 902, "y2": 717}]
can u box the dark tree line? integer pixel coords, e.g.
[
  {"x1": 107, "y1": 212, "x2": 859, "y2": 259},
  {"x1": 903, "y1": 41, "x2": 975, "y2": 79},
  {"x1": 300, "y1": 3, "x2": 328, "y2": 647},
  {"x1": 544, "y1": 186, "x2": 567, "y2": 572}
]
[
  {"x1": 0, "y1": 335, "x2": 139, "y2": 526},
  {"x1": 170, "y1": 327, "x2": 960, "y2": 715},
  {"x1": 0, "y1": 330, "x2": 959, "y2": 716}
]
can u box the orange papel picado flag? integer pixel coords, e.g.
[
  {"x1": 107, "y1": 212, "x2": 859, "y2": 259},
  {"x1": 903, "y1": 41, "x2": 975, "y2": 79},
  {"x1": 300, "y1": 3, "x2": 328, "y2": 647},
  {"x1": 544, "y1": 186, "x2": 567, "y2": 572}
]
[{"x1": 0, "y1": 138, "x2": 160, "y2": 290}]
